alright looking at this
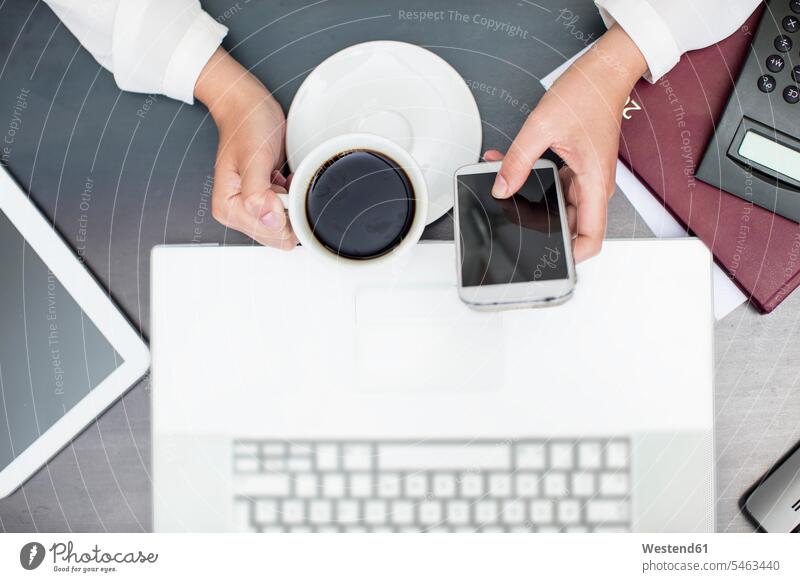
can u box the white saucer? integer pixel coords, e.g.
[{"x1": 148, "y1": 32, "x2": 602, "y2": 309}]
[{"x1": 286, "y1": 41, "x2": 482, "y2": 225}]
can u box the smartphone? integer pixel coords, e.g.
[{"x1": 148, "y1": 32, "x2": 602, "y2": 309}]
[
  {"x1": 740, "y1": 439, "x2": 800, "y2": 532},
  {"x1": 454, "y1": 159, "x2": 576, "y2": 310}
]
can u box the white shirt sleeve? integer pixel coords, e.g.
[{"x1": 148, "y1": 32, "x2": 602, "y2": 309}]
[
  {"x1": 594, "y1": 0, "x2": 761, "y2": 82},
  {"x1": 44, "y1": 0, "x2": 228, "y2": 104}
]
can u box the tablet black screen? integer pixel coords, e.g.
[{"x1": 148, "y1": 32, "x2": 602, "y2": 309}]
[{"x1": 0, "y1": 210, "x2": 120, "y2": 475}]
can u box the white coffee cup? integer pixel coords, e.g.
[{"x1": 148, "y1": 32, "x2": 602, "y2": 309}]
[{"x1": 278, "y1": 133, "x2": 428, "y2": 267}]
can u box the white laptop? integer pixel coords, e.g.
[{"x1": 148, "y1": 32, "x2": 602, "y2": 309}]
[
  {"x1": 151, "y1": 239, "x2": 714, "y2": 533},
  {"x1": 0, "y1": 167, "x2": 150, "y2": 498}
]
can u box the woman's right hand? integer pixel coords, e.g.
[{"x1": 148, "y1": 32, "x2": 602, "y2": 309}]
[{"x1": 195, "y1": 48, "x2": 298, "y2": 250}]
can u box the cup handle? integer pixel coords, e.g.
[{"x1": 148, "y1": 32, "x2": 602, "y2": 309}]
[
  {"x1": 276, "y1": 192, "x2": 289, "y2": 209},
  {"x1": 276, "y1": 192, "x2": 292, "y2": 231}
]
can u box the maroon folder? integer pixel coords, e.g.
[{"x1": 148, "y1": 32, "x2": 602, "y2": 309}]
[{"x1": 619, "y1": 6, "x2": 800, "y2": 313}]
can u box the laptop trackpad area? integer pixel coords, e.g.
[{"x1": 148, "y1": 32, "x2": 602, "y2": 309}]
[{"x1": 355, "y1": 287, "x2": 503, "y2": 392}]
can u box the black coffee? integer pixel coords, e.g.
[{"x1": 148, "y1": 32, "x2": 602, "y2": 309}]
[{"x1": 306, "y1": 150, "x2": 416, "y2": 260}]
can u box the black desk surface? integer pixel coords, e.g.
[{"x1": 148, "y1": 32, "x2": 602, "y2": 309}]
[{"x1": 2, "y1": 0, "x2": 795, "y2": 533}]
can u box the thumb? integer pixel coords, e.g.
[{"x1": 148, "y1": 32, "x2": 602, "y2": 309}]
[
  {"x1": 493, "y1": 118, "x2": 551, "y2": 199},
  {"x1": 241, "y1": 154, "x2": 286, "y2": 231},
  {"x1": 244, "y1": 186, "x2": 287, "y2": 232}
]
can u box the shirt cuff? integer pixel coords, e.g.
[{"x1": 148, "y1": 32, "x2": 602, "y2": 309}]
[
  {"x1": 163, "y1": 10, "x2": 228, "y2": 104},
  {"x1": 594, "y1": 0, "x2": 682, "y2": 83}
]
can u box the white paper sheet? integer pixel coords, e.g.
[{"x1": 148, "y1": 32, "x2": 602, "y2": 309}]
[{"x1": 539, "y1": 47, "x2": 747, "y2": 320}]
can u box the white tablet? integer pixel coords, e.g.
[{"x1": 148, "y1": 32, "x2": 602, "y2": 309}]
[{"x1": 0, "y1": 166, "x2": 149, "y2": 498}]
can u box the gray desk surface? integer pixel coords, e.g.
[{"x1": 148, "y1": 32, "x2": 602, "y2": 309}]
[{"x1": 1, "y1": 0, "x2": 798, "y2": 533}]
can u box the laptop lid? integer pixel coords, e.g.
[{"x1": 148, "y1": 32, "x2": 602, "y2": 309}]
[{"x1": 151, "y1": 239, "x2": 713, "y2": 439}]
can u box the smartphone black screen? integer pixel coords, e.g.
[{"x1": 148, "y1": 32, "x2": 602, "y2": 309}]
[{"x1": 456, "y1": 168, "x2": 568, "y2": 288}]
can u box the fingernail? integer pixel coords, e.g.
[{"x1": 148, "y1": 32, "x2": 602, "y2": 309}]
[
  {"x1": 260, "y1": 210, "x2": 283, "y2": 231},
  {"x1": 492, "y1": 174, "x2": 508, "y2": 198}
]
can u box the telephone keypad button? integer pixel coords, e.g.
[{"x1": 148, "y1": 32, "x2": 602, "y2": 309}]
[
  {"x1": 767, "y1": 54, "x2": 785, "y2": 72},
  {"x1": 758, "y1": 75, "x2": 777, "y2": 93},
  {"x1": 775, "y1": 35, "x2": 793, "y2": 52}
]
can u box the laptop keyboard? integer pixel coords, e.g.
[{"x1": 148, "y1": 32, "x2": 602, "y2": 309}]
[{"x1": 232, "y1": 438, "x2": 632, "y2": 532}]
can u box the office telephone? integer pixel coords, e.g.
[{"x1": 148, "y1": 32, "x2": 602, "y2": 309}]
[{"x1": 698, "y1": 1, "x2": 800, "y2": 222}]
